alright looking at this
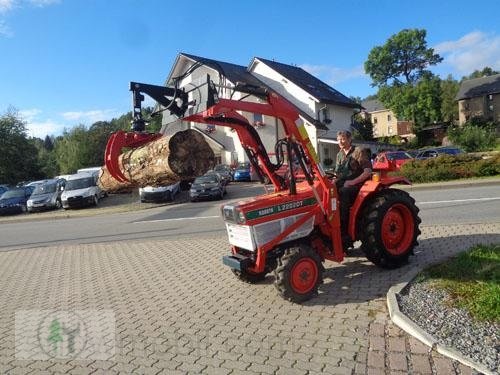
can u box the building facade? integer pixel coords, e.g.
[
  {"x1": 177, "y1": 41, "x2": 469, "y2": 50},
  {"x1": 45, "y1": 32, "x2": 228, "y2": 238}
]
[
  {"x1": 160, "y1": 53, "x2": 362, "y2": 170},
  {"x1": 456, "y1": 74, "x2": 500, "y2": 125}
]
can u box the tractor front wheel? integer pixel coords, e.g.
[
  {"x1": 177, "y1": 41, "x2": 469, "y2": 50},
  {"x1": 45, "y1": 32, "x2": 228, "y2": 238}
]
[
  {"x1": 360, "y1": 189, "x2": 421, "y2": 269},
  {"x1": 274, "y1": 244, "x2": 324, "y2": 303},
  {"x1": 232, "y1": 269, "x2": 267, "y2": 283}
]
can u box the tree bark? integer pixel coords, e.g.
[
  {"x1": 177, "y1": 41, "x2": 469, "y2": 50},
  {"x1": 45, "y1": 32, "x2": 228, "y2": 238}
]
[{"x1": 98, "y1": 129, "x2": 215, "y2": 192}]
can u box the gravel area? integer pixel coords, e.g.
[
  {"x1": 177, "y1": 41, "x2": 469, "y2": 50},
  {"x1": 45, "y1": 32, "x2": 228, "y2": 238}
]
[{"x1": 397, "y1": 280, "x2": 499, "y2": 374}]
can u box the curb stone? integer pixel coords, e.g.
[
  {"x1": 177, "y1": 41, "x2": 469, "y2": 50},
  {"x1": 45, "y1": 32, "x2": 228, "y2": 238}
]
[{"x1": 387, "y1": 275, "x2": 495, "y2": 375}]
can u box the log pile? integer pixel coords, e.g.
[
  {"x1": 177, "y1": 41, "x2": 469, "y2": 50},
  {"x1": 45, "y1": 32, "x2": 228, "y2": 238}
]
[{"x1": 98, "y1": 129, "x2": 215, "y2": 192}]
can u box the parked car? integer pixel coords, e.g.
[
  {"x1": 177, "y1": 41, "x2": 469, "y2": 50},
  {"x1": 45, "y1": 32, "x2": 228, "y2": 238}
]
[
  {"x1": 26, "y1": 178, "x2": 66, "y2": 212},
  {"x1": 189, "y1": 174, "x2": 226, "y2": 202},
  {"x1": 212, "y1": 164, "x2": 233, "y2": 185},
  {"x1": 0, "y1": 185, "x2": 35, "y2": 215},
  {"x1": 0, "y1": 184, "x2": 9, "y2": 196},
  {"x1": 61, "y1": 172, "x2": 103, "y2": 209},
  {"x1": 233, "y1": 163, "x2": 251, "y2": 182},
  {"x1": 139, "y1": 182, "x2": 181, "y2": 203},
  {"x1": 375, "y1": 151, "x2": 414, "y2": 169},
  {"x1": 415, "y1": 147, "x2": 463, "y2": 160}
]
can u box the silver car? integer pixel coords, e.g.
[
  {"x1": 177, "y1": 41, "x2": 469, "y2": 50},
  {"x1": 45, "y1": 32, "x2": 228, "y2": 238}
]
[
  {"x1": 139, "y1": 182, "x2": 181, "y2": 203},
  {"x1": 27, "y1": 178, "x2": 66, "y2": 212}
]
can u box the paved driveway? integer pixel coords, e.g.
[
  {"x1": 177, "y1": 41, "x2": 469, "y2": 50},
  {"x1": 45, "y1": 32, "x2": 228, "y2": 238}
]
[{"x1": 1, "y1": 223, "x2": 498, "y2": 374}]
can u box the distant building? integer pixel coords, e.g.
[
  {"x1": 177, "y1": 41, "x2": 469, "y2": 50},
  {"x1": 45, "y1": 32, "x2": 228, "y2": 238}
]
[
  {"x1": 456, "y1": 73, "x2": 500, "y2": 125},
  {"x1": 361, "y1": 99, "x2": 414, "y2": 141}
]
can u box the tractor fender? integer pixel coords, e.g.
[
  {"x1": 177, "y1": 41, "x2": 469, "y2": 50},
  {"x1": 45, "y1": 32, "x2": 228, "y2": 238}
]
[{"x1": 348, "y1": 177, "x2": 411, "y2": 239}]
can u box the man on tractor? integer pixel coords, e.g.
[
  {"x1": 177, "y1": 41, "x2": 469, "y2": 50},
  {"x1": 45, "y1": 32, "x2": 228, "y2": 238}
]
[{"x1": 334, "y1": 130, "x2": 373, "y2": 248}]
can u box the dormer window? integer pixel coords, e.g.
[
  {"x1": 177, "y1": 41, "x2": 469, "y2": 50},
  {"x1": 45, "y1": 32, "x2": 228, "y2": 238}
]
[{"x1": 321, "y1": 107, "x2": 331, "y2": 124}]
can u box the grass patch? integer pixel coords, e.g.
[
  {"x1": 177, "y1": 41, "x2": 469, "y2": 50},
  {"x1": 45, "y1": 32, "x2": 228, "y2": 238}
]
[{"x1": 417, "y1": 244, "x2": 500, "y2": 322}]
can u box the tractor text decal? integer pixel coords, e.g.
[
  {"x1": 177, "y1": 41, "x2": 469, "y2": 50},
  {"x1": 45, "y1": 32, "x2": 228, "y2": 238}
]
[{"x1": 246, "y1": 198, "x2": 316, "y2": 220}]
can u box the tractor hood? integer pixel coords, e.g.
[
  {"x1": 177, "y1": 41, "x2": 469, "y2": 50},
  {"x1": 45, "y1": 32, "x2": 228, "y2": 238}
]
[{"x1": 222, "y1": 181, "x2": 323, "y2": 225}]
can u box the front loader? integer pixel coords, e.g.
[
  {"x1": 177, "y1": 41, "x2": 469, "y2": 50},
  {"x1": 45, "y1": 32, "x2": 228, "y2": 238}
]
[{"x1": 104, "y1": 75, "x2": 421, "y2": 303}]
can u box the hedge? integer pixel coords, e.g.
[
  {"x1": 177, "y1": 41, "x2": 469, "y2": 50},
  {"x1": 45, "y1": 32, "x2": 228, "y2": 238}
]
[{"x1": 395, "y1": 153, "x2": 500, "y2": 183}]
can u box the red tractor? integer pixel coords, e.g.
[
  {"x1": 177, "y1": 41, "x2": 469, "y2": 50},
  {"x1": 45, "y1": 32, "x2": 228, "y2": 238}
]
[{"x1": 105, "y1": 78, "x2": 421, "y2": 303}]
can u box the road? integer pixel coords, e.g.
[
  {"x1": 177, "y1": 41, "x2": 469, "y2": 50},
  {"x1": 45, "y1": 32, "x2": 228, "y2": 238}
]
[{"x1": 0, "y1": 182, "x2": 498, "y2": 252}]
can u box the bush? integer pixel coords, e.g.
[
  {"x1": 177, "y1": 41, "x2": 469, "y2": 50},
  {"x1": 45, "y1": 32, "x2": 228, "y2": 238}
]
[
  {"x1": 399, "y1": 153, "x2": 500, "y2": 183},
  {"x1": 448, "y1": 119, "x2": 498, "y2": 152}
]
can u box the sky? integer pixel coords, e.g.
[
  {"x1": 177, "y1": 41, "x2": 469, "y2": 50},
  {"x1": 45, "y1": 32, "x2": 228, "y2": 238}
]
[{"x1": 1, "y1": 0, "x2": 499, "y2": 139}]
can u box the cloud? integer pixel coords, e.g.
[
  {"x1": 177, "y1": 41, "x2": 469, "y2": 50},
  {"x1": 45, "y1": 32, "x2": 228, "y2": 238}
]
[
  {"x1": 0, "y1": 19, "x2": 12, "y2": 36},
  {"x1": 61, "y1": 109, "x2": 121, "y2": 123},
  {"x1": 0, "y1": 0, "x2": 60, "y2": 37},
  {"x1": 26, "y1": 119, "x2": 66, "y2": 138},
  {"x1": 0, "y1": 0, "x2": 15, "y2": 13},
  {"x1": 299, "y1": 63, "x2": 367, "y2": 85},
  {"x1": 434, "y1": 31, "x2": 500, "y2": 74},
  {"x1": 19, "y1": 107, "x2": 121, "y2": 139},
  {"x1": 20, "y1": 109, "x2": 66, "y2": 138},
  {"x1": 28, "y1": 0, "x2": 60, "y2": 7},
  {"x1": 0, "y1": 0, "x2": 57, "y2": 11}
]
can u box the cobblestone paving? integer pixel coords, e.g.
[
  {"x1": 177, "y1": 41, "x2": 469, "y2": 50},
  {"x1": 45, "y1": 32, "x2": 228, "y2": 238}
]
[{"x1": 0, "y1": 223, "x2": 498, "y2": 374}]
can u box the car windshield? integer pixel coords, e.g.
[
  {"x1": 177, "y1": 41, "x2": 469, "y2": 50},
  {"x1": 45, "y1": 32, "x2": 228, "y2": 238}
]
[
  {"x1": 442, "y1": 148, "x2": 461, "y2": 155},
  {"x1": 65, "y1": 177, "x2": 94, "y2": 190},
  {"x1": 214, "y1": 165, "x2": 229, "y2": 172},
  {"x1": 194, "y1": 176, "x2": 219, "y2": 184},
  {"x1": 1, "y1": 188, "x2": 25, "y2": 199},
  {"x1": 32, "y1": 183, "x2": 57, "y2": 195},
  {"x1": 387, "y1": 152, "x2": 412, "y2": 160}
]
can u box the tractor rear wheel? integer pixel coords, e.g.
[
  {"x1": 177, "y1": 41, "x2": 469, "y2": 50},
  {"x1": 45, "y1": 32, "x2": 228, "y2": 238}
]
[
  {"x1": 274, "y1": 244, "x2": 324, "y2": 303},
  {"x1": 360, "y1": 189, "x2": 421, "y2": 269}
]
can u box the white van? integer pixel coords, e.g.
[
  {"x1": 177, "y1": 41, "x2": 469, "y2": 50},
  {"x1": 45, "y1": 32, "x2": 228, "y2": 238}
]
[
  {"x1": 61, "y1": 172, "x2": 103, "y2": 209},
  {"x1": 77, "y1": 167, "x2": 102, "y2": 176}
]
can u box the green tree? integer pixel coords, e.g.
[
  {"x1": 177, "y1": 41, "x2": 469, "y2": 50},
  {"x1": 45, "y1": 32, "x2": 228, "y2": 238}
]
[
  {"x1": 43, "y1": 135, "x2": 55, "y2": 151},
  {"x1": 462, "y1": 67, "x2": 500, "y2": 81},
  {"x1": 47, "y1": 319, "x2": 63, "y2": 352},
  {"x1": 0, "y1": 108, "x2": 42, "y2": 184},
  {"x1": 352, "y1": 114, "x2": 374, "y2": 141},
  {"x1": 448, "y1": 119, "x2": 497, "y2": 152},
  {"x1": 365, "y1": 28, "x2": 443, "y2": 86},
  {"x1": 378, "y1": 74, "x2": 443, "y2": 141},
  {"x1": 32, "y1": 137, "x2": 59, "y2": 178},
  {"x1": 440, "y1": 75, "x2": 459, "y2": 124},
  {"x1": 54, "y1": 125, "x2": 94, "y2": 173}
]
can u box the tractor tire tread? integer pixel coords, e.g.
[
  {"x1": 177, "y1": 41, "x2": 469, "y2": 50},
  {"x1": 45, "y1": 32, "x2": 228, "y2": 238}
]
[{"x1": 360, "y1": 189, "x2": 421, "y2": 269}]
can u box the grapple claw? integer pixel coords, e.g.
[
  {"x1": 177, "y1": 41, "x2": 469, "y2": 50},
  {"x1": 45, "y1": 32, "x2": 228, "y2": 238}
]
[{"x1": 104, "y1": 130, "x2": 162, "y2": 183}]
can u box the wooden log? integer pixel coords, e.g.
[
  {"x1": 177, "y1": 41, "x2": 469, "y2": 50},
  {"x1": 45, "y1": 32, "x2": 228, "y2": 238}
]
[
  {"x1": 98, "y1": 166, "x2": 135, "y2": 193},
  {"x1": 98, "y1": 129, "x2": 215, "y2": 192}
]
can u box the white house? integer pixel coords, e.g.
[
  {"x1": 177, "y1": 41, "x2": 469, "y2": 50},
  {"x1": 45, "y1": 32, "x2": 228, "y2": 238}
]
[{"x1": 160, "y1": 53, "x2": 361, "y2": 169}]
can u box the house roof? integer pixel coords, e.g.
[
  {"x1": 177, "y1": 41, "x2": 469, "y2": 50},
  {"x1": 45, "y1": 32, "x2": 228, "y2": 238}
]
[
  {"x1": 179, "y1": 53, "x2": 263, "y2": 87},
  {"x1": 177, "y1": 53, "x2": 329, "y2": 129},
  {"x1": 253, "y1": 57, "x2": 362, "y2": 109},
  {"x1": 456, "y1": 73, "x2": 500, "y2": 100},
  {"x1": 361, "y1": 99, "x2": 386, "y2": 113}
]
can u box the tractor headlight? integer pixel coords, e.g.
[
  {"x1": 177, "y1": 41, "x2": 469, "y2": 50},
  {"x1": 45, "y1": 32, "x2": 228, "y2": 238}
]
[{"x1": 221, "y1": 205, "x2": 246, "y2": 224}]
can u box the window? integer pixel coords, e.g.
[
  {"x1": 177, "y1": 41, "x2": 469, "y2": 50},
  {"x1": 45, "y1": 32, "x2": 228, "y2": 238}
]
[
  {"x1": 488, "y1": 94, "x2": 493, "y2": 100},
  {"x1": 373, "y1": 116, "x2": 378, "y2": 124},
  {"x1": 387, "y1": 114, "x2": 392, "y2": 122},
  {"x1": 321, "y1": 107, "x2": 331, "y2": 124},
  {"x1": 253, "y1": 113, "x2": 265, "y2": 128}
]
